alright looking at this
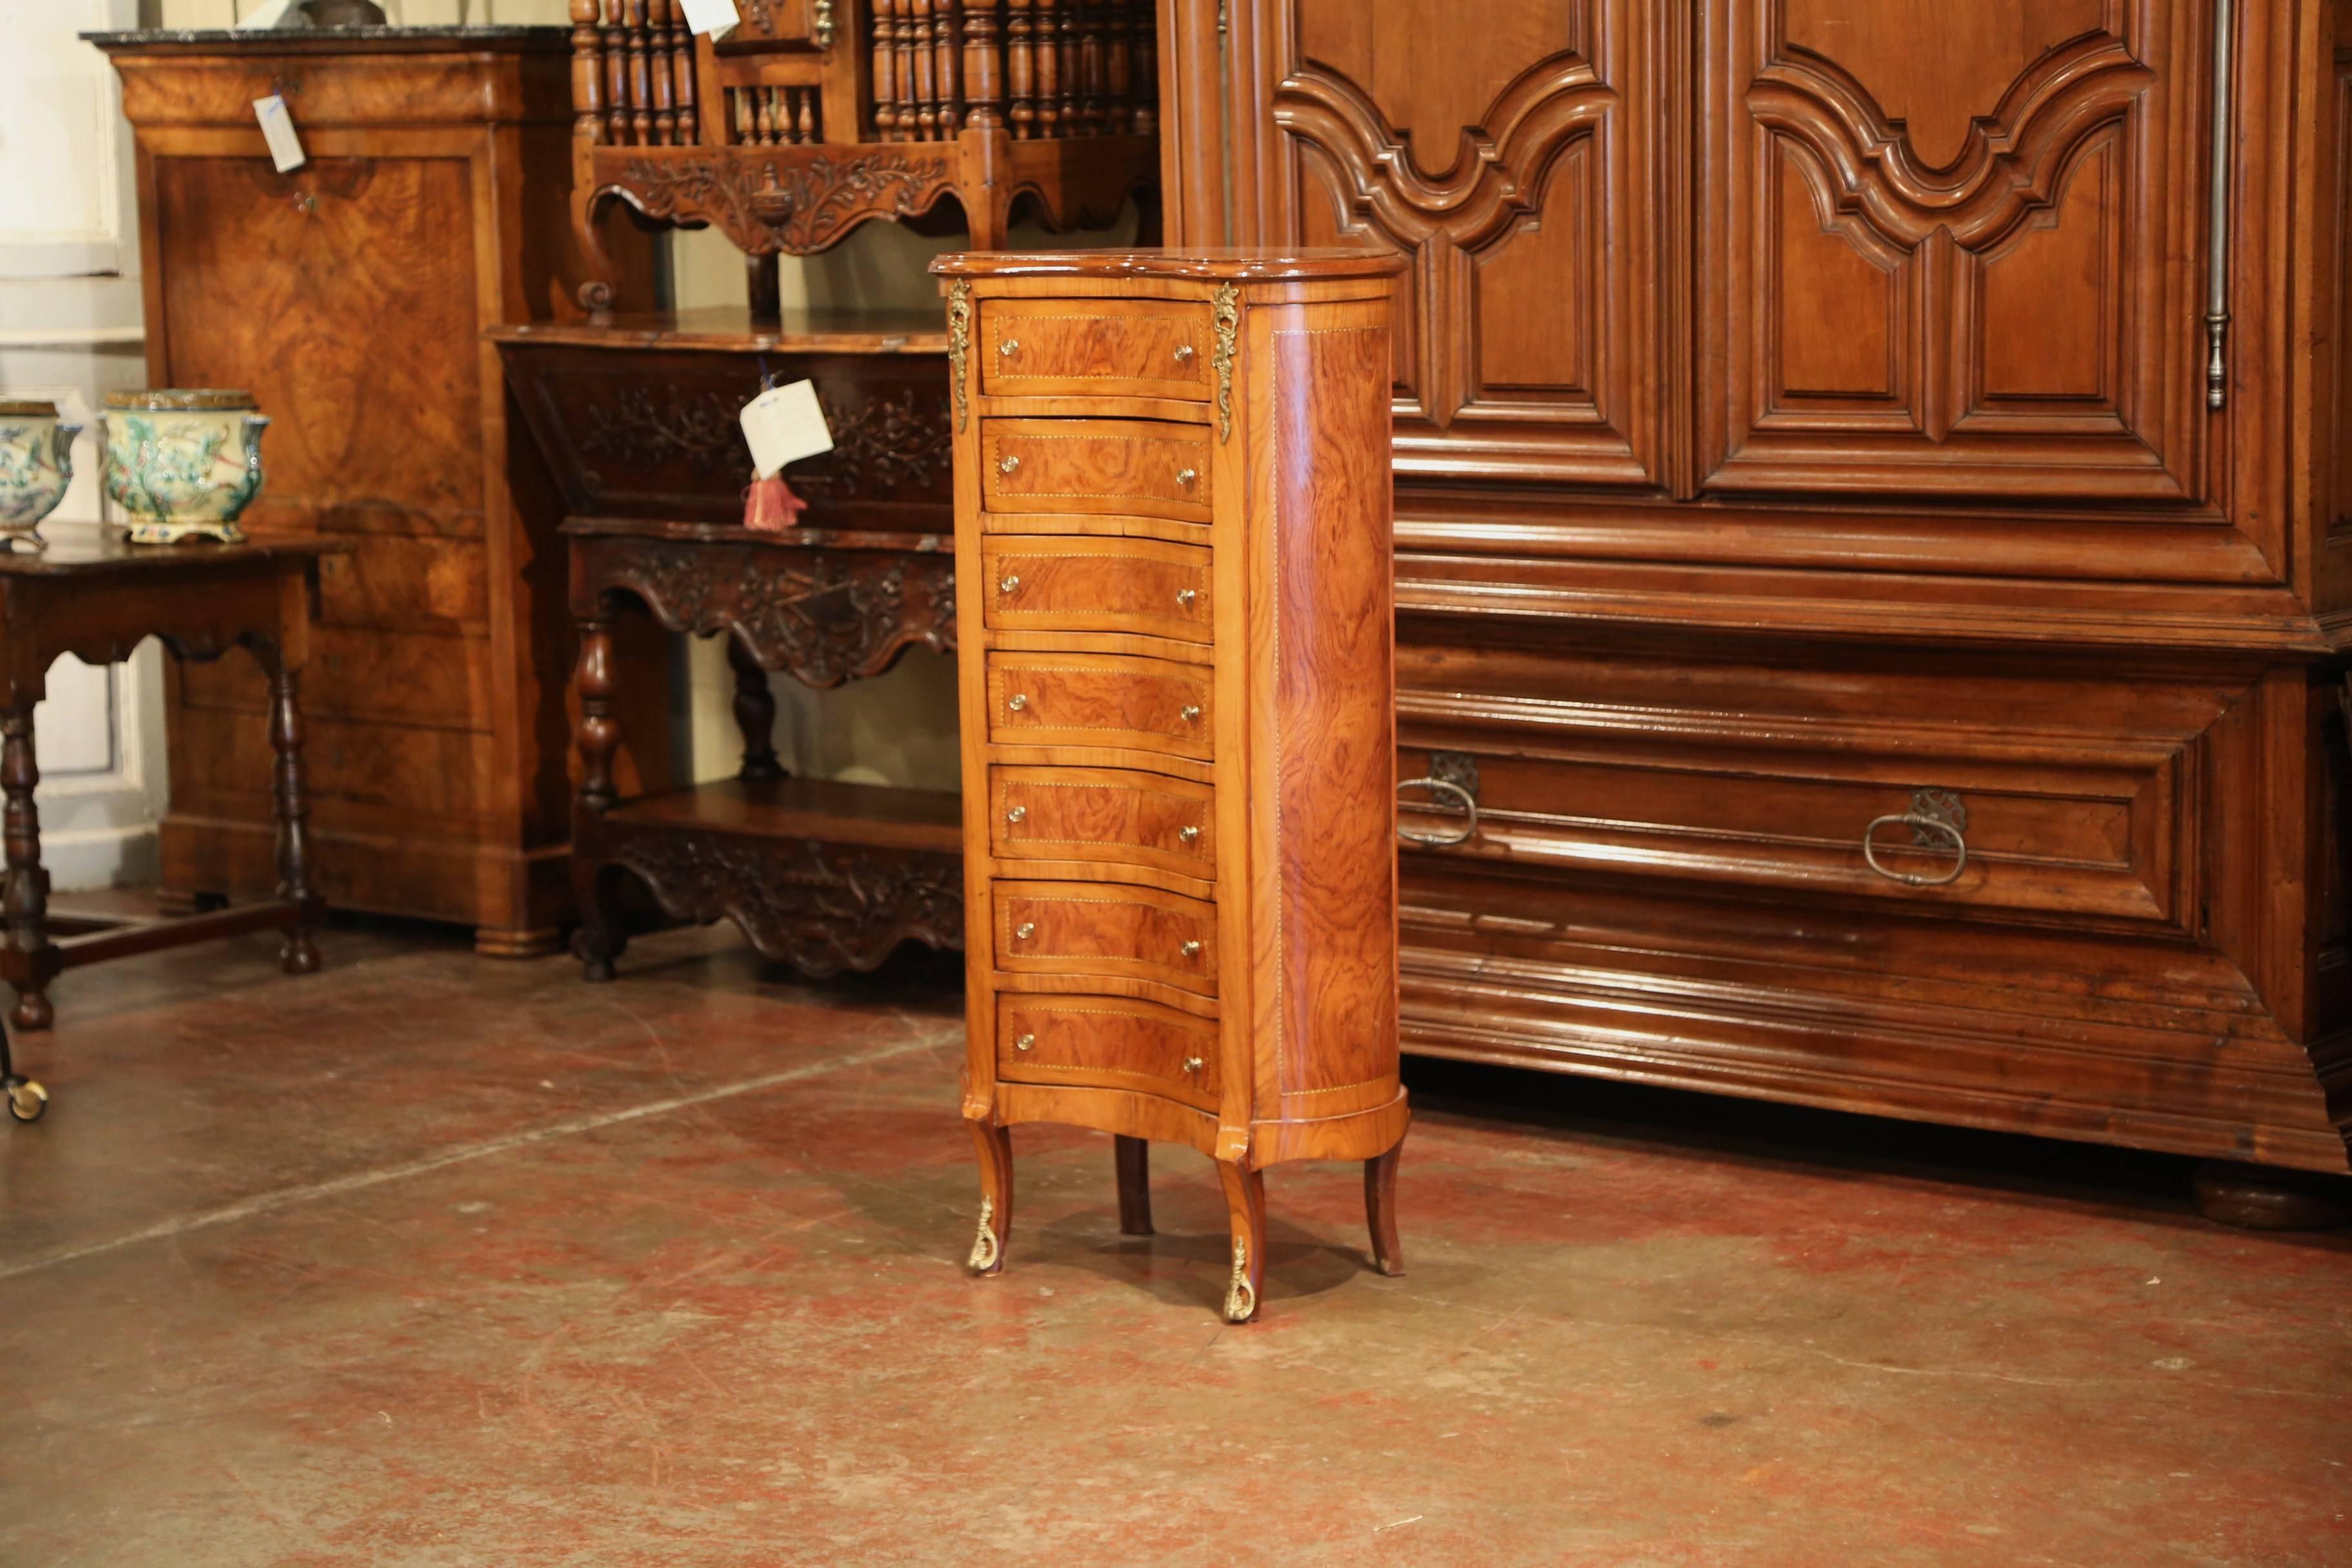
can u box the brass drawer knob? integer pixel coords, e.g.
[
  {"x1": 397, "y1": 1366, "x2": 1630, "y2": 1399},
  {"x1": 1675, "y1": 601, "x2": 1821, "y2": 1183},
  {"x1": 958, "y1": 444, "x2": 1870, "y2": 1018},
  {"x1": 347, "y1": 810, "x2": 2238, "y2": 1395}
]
[
  {"x1": 998, "y1": 338, "x2": 1020, "y2": 357},
  {"x1": 1182, "y1": 1055, "x2": 1204, "y2": 1073},
  {"x1": 1014, "y1": 1033, "x2": 1036, "y2": 1052},
  {"x1": 999, "y1": 574, "x2": 1021, "y2": 593},
  {"x1": 1175, "y1": 589, "x2": 1198, "y2": 609},
  {"x1": 997, "y1": 454, "x2": 1021, "y2": 475},
  {"x1": 1176, "y1": 467, "x2": 1199, "y2": 487},
  {"x1": 1181, "y1": 939, "x2": 1202, "y2": 959},
  {"x1": 1173, "y1": 344, "x2": 1195, "y2": 364},
  {"x1": 1006, "y1": 805, "x2": 1026, "y2": 823},
  {"x1": 1179, "y1": 704, "x2": 1202, "y2": 723},
  {"x1": 1015, "y1": 921, "x2": 1036, "y2": 940},
  {"x1": 1178, "y1": 825, "x2": 1200, "y2": 843},
  {"x1": 1007, "y1": 694, "x2": 1028, "y2": 711}
]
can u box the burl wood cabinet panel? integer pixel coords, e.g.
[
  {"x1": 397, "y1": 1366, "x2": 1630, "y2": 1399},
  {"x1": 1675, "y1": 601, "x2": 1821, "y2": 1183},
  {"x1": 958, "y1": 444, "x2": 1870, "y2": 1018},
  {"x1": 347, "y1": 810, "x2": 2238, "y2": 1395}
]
[
  {"x1": 97, "y1": 30, "x2": 652, "y2": 955},
  {"x1": 1166, "y1": 0, "x2": 2352, "y2": 1185},
  {"x1": 939, "y1": 250, "x2": 1409, "y2": 1318}
]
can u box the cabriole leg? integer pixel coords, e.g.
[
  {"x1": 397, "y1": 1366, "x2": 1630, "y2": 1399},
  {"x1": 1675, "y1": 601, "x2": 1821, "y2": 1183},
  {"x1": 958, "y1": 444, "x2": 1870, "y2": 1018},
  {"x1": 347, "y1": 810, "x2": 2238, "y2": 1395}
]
[
  {"x1": 968, "y1": 1119, "x2": 1014, "y2": 1275},
  {"x1": 1217, "y1": 1156, "x2": 1266, "y2": 1323},
  {"x1": 1365, "y1": 1130, "x2": 1407, "y2": 1277}
]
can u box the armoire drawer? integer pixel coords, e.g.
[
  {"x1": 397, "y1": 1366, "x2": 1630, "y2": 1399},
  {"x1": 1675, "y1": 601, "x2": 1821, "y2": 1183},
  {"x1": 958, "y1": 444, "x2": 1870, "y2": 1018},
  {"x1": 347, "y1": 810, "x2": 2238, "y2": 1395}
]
[
  {"x1": 986, "y1": 652, "x2": 1214, "y2": 760},
  {"x1": 995, "y1": 992, "x2": 1220, "y2": 1109},
  {"x1": 981, "y1": 418, "x2": 1212, "y2": 522},
  {"x1": 980, "y1": 299, "x2": 1212, "y2": 402},
  {"x1": 994, "y1": 880, "x2": 1219, "y2": 997},
  {"x1": 1400, "y1": 662, "x2": 2209, "y2": 931},
  {"x1": 991, "y1": 765, "x2": 1218, "y2": 877},
  {"x1": 981, "y1": 536, "x2": 1213, "y2": 643}
]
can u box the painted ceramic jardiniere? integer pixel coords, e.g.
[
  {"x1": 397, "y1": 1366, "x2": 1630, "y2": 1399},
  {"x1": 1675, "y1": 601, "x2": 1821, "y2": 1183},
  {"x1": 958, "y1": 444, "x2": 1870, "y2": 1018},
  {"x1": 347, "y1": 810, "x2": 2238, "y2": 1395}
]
[
  {"x1": 0, "y1": 400, "x2": 81, "y2": 552},
  {"x1": 103, "y1": 389, "x2": 270, "y2": 545}
]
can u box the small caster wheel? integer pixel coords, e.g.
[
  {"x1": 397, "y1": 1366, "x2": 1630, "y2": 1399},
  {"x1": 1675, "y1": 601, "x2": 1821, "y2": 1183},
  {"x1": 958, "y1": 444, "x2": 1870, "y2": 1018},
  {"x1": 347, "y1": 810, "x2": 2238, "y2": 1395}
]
[{"x1": 6, "y1": 1079, "x2": 47, "y2": 1123}]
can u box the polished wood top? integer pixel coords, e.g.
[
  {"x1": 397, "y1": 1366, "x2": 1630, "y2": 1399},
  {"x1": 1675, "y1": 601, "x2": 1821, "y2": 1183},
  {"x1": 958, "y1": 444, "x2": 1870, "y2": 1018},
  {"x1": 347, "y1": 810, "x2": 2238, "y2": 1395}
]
[
  {"x1": 489, "y1": 308, "x2": 950, "y2": 355},
  {"x1": 85, "y1": 26, "x2": 565, "y2": 55},
  {"x1": 930, "y1": 248, "x2": 1411, "y2": 282},
  {"x1": 0, "y1": 525, "x2": 340, "y2": 582}
]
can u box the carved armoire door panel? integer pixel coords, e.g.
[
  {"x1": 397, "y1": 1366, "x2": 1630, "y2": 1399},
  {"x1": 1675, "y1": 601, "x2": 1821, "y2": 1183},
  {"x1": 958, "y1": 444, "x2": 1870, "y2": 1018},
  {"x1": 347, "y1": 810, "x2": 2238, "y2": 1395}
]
[
  {"x1": 1703, "y1": 0, "x2": 2213, "y2": 509},
  {"x1": 1237, "y1": 0, "x2": 1663, "y2": 487}
]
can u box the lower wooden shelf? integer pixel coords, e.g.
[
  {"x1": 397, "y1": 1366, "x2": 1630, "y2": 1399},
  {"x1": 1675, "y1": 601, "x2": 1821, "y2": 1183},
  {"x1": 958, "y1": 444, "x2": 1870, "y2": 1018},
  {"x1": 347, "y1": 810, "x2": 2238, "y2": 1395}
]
[{"x1": 571, "y1": 775, "x2": 964, "y2": 980}]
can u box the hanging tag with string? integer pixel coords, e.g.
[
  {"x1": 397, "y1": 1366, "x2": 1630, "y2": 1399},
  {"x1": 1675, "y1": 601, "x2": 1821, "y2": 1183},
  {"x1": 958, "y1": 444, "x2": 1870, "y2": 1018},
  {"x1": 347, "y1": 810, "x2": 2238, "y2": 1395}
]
[{"x1": 740, "y1": 358, "x2": 832, "y2": 532}]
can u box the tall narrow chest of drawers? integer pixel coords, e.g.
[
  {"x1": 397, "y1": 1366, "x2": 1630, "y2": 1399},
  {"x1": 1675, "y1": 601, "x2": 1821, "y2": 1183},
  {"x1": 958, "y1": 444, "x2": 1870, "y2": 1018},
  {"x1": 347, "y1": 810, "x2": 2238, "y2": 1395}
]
[{"x1": 934, "y1": 249, "x2": 1410, "y2": 1322}]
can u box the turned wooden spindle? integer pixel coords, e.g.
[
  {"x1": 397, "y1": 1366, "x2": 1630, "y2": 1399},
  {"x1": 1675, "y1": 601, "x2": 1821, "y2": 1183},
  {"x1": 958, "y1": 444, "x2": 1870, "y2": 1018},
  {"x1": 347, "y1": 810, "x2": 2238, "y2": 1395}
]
[
  {"x1": 268, "y1": 663, "x2": 321, "y2": 977},
  {"x1": 729, "y1": 638, "x2": 784, "y2": 781},
  {"x1": 602, "y1": 0, "x2": 631, "y2": 142},
  {"x1": 1128, "y1": 0, "x2": 1155, "y2": 134},
  {"x1": 1055, "y1": 0, "x2": 1079, "y2": 135},
  {"x1": 1, "y1": 703, "x2": 48, "y2": 1032},
  {"x1": 1032, "y1": 0, "x2": 1061, "y2": 136},
  {"x1": 672, "y1": 9, "x2": 698, "y2": 142},
  {"x1": 922, "y1": 0, "x2": 950, "y2": 133},
  {"x1": 963, "y1": 0, "x2": 1004, "y2": 130},
  {"x1": 648, "y1": 0, "x2": 678, "y2": 144},
  {"x1": 625, "y1": 0, "x2": 654, "y2": 146},
  {"x1": 574, "y1": 612, "x2": 621, "y2": 817},
  {"x1": 872, "y1": 0, "x2": 899, "y2": 139},
  {"x1": 1102, "y1": 0, "x2": 1130, "y2": 134},
  {"x1": 1078, "y1": 0, "x2": 1104, "y2": 135},
  {"x1": 798, "y1": 88, "x2": 818, "y2": 142},
  {"x1": 909, "y1": 0, "x2": 937, "y2": 137},
  {"x1": 1006, "y1": 0, "x2": 1035, "y2": 137},
  {"x1": 571, "y1": 0, "x2": 607, "y2": 144}
]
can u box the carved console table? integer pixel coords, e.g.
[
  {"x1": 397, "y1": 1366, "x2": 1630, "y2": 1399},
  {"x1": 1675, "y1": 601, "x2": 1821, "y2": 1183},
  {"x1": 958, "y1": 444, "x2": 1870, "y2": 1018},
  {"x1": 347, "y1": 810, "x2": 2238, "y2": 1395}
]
[{"x1": 493, "y1": 309, "x2": 963, "y2": 978}]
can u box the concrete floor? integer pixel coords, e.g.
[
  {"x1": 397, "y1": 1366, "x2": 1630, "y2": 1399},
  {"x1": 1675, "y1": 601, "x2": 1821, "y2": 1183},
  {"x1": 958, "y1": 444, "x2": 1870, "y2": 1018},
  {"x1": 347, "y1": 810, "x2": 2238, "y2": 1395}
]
[{"x1": 1, "y1": 912, "x2": 2348, "y2": 1567}]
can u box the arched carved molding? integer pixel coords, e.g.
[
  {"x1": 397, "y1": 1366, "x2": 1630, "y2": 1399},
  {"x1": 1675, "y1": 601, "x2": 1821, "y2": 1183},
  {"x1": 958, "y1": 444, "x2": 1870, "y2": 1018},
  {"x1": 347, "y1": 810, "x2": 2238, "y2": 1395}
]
[
  {"x1": 1750, "y1": 30, "x2": 2153, "y2": 252},
  {"x1": 1273, "y1": 50, "x2": 1615, "y2": 253}
]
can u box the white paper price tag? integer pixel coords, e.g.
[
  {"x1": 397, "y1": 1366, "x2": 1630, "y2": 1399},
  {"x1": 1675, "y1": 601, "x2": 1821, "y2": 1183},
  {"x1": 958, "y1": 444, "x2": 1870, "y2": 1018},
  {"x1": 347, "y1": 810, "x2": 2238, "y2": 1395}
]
[
  {"x1": 678, "y1": 0, "x2": 740, "y2": 36},
  {"x1": 740, "y1": 380, "x2": 833, "y2": 480},
  {"x1": 252, "y1": 95, "x2": 307, "y2": 173}
]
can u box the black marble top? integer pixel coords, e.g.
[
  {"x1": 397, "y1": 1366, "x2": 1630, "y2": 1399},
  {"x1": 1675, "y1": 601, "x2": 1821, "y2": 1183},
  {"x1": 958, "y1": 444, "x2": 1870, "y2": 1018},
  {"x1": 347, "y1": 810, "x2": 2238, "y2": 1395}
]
[{"x1": 84, "y1": 25, "x2": 563, "y2": 48}]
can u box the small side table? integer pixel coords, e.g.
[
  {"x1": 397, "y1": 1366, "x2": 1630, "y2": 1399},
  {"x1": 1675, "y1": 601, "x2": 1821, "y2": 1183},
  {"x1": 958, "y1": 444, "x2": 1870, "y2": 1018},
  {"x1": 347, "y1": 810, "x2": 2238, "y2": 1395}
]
[{"x1": 0, "y1": 527, "x2": 338, "y2": 1119}]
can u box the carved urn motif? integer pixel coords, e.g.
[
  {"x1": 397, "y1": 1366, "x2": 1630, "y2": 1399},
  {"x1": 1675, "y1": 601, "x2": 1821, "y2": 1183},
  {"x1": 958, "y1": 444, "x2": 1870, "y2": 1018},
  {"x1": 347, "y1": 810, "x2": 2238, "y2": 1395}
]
[
  {"x1": 0, "y1": 400, "x2": 80, "y2": 551},
  {"x1": 102, "y1": 389, "x2": 270, "y2": 545}
]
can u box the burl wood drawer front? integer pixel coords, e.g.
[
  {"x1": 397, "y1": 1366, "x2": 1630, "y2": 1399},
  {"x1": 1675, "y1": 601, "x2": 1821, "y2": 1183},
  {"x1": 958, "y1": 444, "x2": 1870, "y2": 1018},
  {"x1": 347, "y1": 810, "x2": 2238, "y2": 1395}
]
[
  {"x1": 981, "y1": 300, "x2": 1213, "y2": 402},
  {"x1": 994, "y1": 881, "x2": 1220, "y2": 997},
  {"x1": 995, "y1": 993, "x2": 1220, "y2": 1108},
  {"x1": 981, "y1": 418, "x2": 1213, "y2": 522},
  {"x1": 991, "y1": 765, "x2": 1217, "y2": 877},
  {"x1": 986, "y1": 652, "x2": 1214, "y2": 760},
  {"x1": 981, "y1": 536, "x2": 1213, "y2": 643}
]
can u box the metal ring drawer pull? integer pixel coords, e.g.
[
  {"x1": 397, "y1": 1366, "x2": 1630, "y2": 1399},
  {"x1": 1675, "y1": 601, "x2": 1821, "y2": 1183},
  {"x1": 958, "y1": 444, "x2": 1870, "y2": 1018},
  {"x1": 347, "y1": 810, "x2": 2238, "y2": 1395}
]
[
  {"x1": 1005, "y1": 806, "x2": 1026, "y2": 823},
  {"x1": 1396, "y1": 777, "x2": 1477, "y2": 847},
  {"x1": 1014, "y1": 1033, "x2": 1035, "y2": 1052},
  {"x1": 1015, "y1": 922, "x2": 1036, "y2": 939},
  {"x1": 1181, "y1": 940, "x2": 1202, "y2": 958},
  {"x1": 1182, "y1": 1055, "x2": 1204, "y2": 1073},
  {"x1": 1179, "y1": 705, "x2": 1202, "y2": 723},
  {"x1": 1006, "y1": 694, "x2": 1027, "y2": 711},
  {"x1": 1173, "y1": 344, "x2": 1195, "y2": 364},
  {"x1": 998, "y1": 339, "x2": 1020, "y2": 357},
  {"x1": 1175, "y1": 468, "x2": 1199, "y2": 487},
  {"x1": 1175, "y1": 589, "x2": 1197, "y2": 609},
  {"x1": 997, "y1": 454, "x2": 1021, "y2": 475},
  {"x1": 999, "y1": 574, "x2": 1020, "y2": 593},
  {"x1": 1178, "y1": 825, "x2": 1200, "y2": 843},
  {"x1": 1861, "y1": 790, "x2": 1970, "y2": 888}
]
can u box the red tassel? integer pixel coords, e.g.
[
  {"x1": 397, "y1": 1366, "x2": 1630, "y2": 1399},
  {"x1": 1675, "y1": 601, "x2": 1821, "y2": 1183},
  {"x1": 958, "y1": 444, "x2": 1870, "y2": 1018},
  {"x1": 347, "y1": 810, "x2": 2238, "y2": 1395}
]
[{"x1": 742, "y1": 473, "x2": 808, "y2": 533}]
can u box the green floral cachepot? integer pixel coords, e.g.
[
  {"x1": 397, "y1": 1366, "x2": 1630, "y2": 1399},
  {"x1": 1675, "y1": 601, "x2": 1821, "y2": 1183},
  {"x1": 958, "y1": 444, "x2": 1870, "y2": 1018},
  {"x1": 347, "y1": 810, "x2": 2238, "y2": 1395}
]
[
  {"x1": 102, "y1": 389, "x2": 270, "y2": 545},
  {"x1": 0, "y1": 400, "x2": 81, "y2": 552}
]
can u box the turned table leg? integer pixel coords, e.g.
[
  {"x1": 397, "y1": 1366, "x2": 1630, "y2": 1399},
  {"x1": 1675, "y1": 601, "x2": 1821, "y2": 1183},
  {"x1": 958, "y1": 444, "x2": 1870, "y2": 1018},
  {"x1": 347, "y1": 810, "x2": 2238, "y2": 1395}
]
[
  {"x1": 1, "y1": 702, "x2": 54, "y2": 1032},
  {"x1": 1114, "y1": 1134, "x2": 1153, "y2": 1235},
  {"x1": 729, "y1": 634, "x2": 783, "y2": 781},
  {"x1": 569, "y1": 607, "x2": 627, "y2": 983},
  {"x1": 268, "y1": 663, "x2": 322, "y2": 976},
  {"x1": 1217, "y1": 1156, "x2": 1267, "y2": 1323},
  {"x1": 1365, "y1": 1132, "x2": 1407, "y2": 1277},
  {"x1": 967, "y1": 1120, "x2": 1014, "y2": 1275}
]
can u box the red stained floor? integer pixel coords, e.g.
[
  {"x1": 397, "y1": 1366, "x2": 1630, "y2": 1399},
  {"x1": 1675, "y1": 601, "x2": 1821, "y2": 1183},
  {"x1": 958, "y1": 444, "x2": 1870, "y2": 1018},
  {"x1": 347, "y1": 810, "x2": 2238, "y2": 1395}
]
[{"x1": 1, "y1": 911, "x2": 2348, "y2": 1566}]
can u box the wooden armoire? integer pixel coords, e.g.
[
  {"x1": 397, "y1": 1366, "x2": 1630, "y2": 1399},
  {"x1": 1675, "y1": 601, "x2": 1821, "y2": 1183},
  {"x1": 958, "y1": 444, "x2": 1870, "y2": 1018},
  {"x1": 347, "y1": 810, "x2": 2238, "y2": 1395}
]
[{"x1": 1158, "y1": 0, "x2": 2352, "y2": 1200}]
